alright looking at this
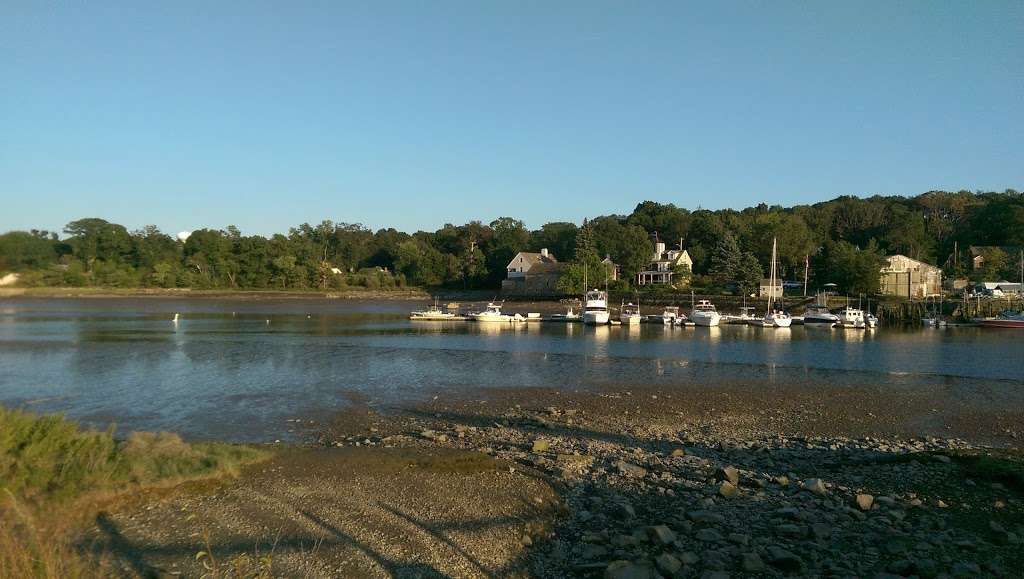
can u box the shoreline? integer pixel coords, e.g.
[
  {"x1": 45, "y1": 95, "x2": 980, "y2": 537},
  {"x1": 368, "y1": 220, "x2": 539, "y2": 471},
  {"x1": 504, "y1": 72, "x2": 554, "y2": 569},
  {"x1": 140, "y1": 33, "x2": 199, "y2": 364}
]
[
  {"x1": 0, "y1": 286, "x2": 432, "y2": 300},
  {"x1": 85, "y1": 382, "x2": 1022, "y2": 578}
]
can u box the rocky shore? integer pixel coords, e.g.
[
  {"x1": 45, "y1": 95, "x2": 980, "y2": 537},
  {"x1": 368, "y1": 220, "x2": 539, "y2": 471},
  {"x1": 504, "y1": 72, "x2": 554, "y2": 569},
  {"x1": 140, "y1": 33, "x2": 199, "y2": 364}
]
[{"x1": 315, "y1": 384, "x2": 1023, "y2": 578}]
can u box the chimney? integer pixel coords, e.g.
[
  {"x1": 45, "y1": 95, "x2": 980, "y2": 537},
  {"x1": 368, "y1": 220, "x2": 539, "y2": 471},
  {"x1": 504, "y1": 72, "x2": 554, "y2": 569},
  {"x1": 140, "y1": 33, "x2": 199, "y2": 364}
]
[
  {"x1": 655, "y1": 242, "x2": 666, "y2": 256},
  {"x1": 541, "y1": 248, "x2": 549, "y2": 259}
]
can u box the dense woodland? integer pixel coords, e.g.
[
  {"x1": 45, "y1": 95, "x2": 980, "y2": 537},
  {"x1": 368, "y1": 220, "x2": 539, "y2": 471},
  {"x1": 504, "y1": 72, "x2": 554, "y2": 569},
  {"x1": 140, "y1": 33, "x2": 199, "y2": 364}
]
[{"x1": 1, "y1": 190, "x2": 1022, "y2": 296}]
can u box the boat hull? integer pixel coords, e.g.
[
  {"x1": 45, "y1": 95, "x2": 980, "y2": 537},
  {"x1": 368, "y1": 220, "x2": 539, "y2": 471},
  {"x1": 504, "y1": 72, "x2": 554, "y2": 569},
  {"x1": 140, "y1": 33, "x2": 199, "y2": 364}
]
[
  {"x1": 583, "y1": 311, "x2": 610, "y2": 325},
  {"x1": 690, "y1": 312, "x2": 721, "y2": 327},
  {"x1": 619, "y1": 314, "x2": 641, "y2": 325},
  {"x1": 979, "y1": 319, "x2": 1024, "y2": 328},
  {"x1": 473, "y1": 314, "x2": 513, "y2": 323}
]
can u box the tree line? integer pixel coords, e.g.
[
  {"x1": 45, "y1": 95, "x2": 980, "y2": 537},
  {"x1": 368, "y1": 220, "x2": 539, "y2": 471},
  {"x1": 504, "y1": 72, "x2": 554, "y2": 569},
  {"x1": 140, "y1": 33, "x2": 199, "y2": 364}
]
[{"x1": 1, "y1": 190, "x2": 1021, "y2": 295}]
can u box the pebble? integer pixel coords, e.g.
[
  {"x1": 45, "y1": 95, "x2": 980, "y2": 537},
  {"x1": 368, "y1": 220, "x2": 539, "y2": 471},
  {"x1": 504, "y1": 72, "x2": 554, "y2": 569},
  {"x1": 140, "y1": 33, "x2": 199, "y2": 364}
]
[{"x1": 856, "y1": 493, "x2": 874, "y2": 511}]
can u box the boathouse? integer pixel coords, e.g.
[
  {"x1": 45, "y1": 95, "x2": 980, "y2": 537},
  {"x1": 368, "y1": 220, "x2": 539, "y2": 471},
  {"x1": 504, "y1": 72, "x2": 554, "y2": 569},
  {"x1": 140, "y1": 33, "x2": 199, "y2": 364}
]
[{"x1": 879, "y1": 255, "x2": 942, "y2": 298}]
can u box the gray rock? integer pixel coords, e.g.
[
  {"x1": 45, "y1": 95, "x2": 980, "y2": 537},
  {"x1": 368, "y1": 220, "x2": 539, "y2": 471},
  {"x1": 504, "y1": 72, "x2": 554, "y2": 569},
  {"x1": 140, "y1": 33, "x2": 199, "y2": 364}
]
[
  {"x1": 655, "y1": 553, "x2": 682, "y2": 575},
  {"x1": 767, "y1": 547, "x2": 803, "y2": 572},
  {"x1": 803, "y1": 478, "x2": 827, "y2": 495},
  {"x1": 728, "y1": 533, "x2": 750, "y2": 546},
  {"x1": 776, "y1": 523, "x2": 806, "y2": 538},
  {"x1": 680, "y1": 551, "x2": 700, "y2": 565},
  {"x1": 604, "y1": 560, "x2": 654, "y2": 579},
  {"x1": 615, "y1": 460, "x2": 648, "y2": 478},
  {"x1": 614, "y1": 502, "x2": 637, "y2": 520},
  {"x1": 775, "y1": 475, "x2": 790, "y2": 486},
  {"x1": 696, "y1": 528, "x2": 724, "y2": 542},
  {"x1": 687, "y1": 510, "x2": 726, "y2": 524},
  {"x1": 647, "y1": 524, "x2": 676, "y2": 545},
  {"x1": 741, "y1": 552, "x2": 766, "y2": 572}
]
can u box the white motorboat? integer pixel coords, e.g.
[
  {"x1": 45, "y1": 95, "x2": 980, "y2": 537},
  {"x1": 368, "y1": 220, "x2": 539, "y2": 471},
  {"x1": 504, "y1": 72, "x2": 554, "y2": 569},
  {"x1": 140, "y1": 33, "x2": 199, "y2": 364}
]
[
  {"x1": 690, "y1": 300, "x2": 721, "y2": 327},
  {"x1": 471, "y1": 302, "x2": 513, "y2": 323},
  {"x1": 759, "y1": 237, "x2": 792, "y2": 328},
  {"x1": 619, "y1": 302, "x2": 642, "y2": 325},
  {"x1": 660, "y1": 306, "x2": 680, "y2": 325},
  {"x1": 725, "y1": 306, "x2": 759, "y2": 324},
  {"x1": 582, "y1": 289, "x2": 610, "y2": 325},
  {"x1": 866, "y1": 313, "x2": 879, "y2": 328},
  {"x1": 839, "y1": 307, "x2": 866, "y2": 329},
  {"x1": 803, "y1": 303, "x2": 839, "y2": 326},
  {"x1": 410, "y1": 299, "x2": 458, "y2": 320}
]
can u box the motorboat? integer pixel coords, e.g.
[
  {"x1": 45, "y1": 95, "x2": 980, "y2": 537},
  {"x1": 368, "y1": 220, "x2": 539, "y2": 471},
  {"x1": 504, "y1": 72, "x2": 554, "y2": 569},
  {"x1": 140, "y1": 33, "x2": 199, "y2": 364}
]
[
  {"x1": 839, "y1": 307, "x2": 866, "y2": 329},
  {"x1": 660, "y1": 306, "x2": 680, "y2": 325},
  {"x1": 725, "y1": 306, "x2": 759, "y2": 324},
  {"x1": 865, "y1": 313, "x2": 879, "y2": 328},
  {"x1": 921, "y1": 315, "x2": 945, "y2": 327},
  {"x1": 977, "y1": 310, "x2": 1024, "y2": 328},
  {"x1": 619, "y1": 302, "x2": 642, "y2": 325},
  {"x1": 803, "y1": 303, "x2": 839, "y2": 326},
  {"x1": 410, "y1": 300, "x2": 458, "y2": 321},
  {"x1": 471, "y1": 302, "x2": 513, "y2": 323},
  {"x1": 690, "y1": 300, "x2": 721, "y2": 327},
  {"x1": 582, "y1": 289, "x2": 610, "y2": 325}
]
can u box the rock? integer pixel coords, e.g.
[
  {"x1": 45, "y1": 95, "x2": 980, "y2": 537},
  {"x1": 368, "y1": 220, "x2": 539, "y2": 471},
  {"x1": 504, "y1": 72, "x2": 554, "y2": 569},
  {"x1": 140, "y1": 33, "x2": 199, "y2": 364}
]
[
  {"x1": 615, "y1": 461, "x2": 648, "y2": 478},
  {"x1": 716, "y1": 465, "x2": 740, "y2": 485},
  {"x1": 647, "y1": 524, "x2": 676, "y2": 545},
  {"x1": 532, "y1": 439, "x2": 551, "y2": 452},
  {"x1": 671, "y1": 448, "x2": 686, "y2": 457},
  {"x1": 775, "y1": 475, "x2": 790, "y2": 486},
  {"x1": 687, "y1": 510, "x2": 726, "y2": 524},
  {"x1": 520, "y1": 534, "x2": 533, "y2": 546},
  {"x1": 696, "y1": 528, "x2": 724, "y2": 542},
  {"x1": 719, "y1": 481, "x2": 738, "y2": 498},
  {"x1": 776, "y1": 523, "x2": 806, "y2": 538},
  {"x1": 604, "y1": 560, "x2": 654, "y2": 579},
  {"x1": 855, "y1": 493, "x2": 874, "y2": 511},
  {"x1": 655, "y1": 553, "x2": 681, "y2": 575},
  {"x1": 933, "y1": 454, "x2": 952, "y2": 463},
  {"x1": 728, "y1": 533, "x2": 750, "y2": 546},
  {"x1": 803, "y1": 478, "x2": 827, "y2": 495},
  {"x1": 741, "y1": 552, "x2": 766, "y2": 572},
  {"x1": 935, "y1": 499, "x2": 948, "y2": 508},
  {"x1": 767, "y1": 547, "x2": 803, "y2": 572},
  {"x1": 680, "y1": 551, "x2": 699, "y2": 565},
  {"x1": 875, "y1": 496, "x2": 896, "y2": 508},
  {"x1": 811, "y1": 523, "x2": 832, "y2": 540},
  {"x1": 614, "y1": 502, "x2": 637, "y2": 520}
]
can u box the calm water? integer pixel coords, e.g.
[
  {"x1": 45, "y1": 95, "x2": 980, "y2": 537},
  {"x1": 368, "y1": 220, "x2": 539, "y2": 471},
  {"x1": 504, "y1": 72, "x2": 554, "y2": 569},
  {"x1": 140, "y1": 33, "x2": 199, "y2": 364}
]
[{"x1": 1, "y1": 298, "x2": 1022, "y2": 442}]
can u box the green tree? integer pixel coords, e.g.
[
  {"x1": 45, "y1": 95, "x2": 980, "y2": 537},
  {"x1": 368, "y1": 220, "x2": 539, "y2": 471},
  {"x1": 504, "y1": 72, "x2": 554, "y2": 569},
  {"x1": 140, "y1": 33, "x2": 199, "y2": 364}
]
[
  {"x1": 63, "y1": 218, "x2": 133, "y2": 270},
  {"x1": 0, "y1": 231, "x2": 58, "y2": 270},
  {"x1": 529, "y1": 222, "x2": 577, "y2": 261},
  {"x1": 736, "y1": 252, "x2": 763, "y2": 296},
  {"x1": 708, "y1": 232, "x2": 742, "y2": 286},
  {"x1": 812, "y1": 240, "x2": 886, "y2": 295}
]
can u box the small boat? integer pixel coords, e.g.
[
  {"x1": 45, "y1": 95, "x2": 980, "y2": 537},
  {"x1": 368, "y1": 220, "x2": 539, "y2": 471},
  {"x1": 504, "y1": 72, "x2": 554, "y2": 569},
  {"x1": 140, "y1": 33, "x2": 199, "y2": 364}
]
[
  {"x1": 410, "y1": 299, "x2": 458, "y2": 321},
  {"x1": 725, "y1": 306, "x2": 759, "y2": 324},
  {"x1": 582, "y1": 289, "x2": 610, "y2": 325},
  {"x1": 839, "y1": 307, "x2": 866, "y2": 329},
  {"x1": 977, "y1": 311, "x2": 1024, "y2": 328},
  {"x1": 865, "y1": 313, "x2": 879, "y2": 329},
  {"x1": 690, "y1": 300, "x2": 721, "y2": 327},
  {"x1": 619, "y1": 302, "x2": 642, "y2": 325},
  {"x1": 471, "y1": 302, "x2": 513, "y2": 323},
  {"x1": 660, "y1": 306, "x2": 680, "y2": 325},
  {"x1": 803, "y1": 301, "x2": 839, "y2": 327},
  {"x1": 549, "y1": 306, "x2": 580, "y2": 322}
]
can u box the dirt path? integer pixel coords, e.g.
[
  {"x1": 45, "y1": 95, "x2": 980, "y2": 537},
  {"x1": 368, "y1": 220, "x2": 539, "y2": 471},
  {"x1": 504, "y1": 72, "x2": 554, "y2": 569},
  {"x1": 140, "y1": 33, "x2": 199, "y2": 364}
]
[{"x1": 91, "y1": 448, "x2": 560, "y2": 578}]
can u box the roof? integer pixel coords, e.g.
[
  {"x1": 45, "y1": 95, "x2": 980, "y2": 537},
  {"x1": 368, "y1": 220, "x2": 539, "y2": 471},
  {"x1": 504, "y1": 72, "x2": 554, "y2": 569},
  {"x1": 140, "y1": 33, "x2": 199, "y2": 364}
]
[
  {"x1": 506, "y1": 251, "x2": 558, "y2": 271},
  {"x1": 526, "y1": 262, "x2": 568, "y2": 275},
  {"x1": 969, "y1": 246, "x2": 1023, "y2": 257},
  {"x1": 882, "y1": 254, "x2": 941, "y2": 272}
]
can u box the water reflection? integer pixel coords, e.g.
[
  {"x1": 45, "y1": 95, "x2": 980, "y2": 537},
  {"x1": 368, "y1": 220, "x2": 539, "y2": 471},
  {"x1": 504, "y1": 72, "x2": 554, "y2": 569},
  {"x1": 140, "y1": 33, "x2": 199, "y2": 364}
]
[{"x1": 0, "y1": 298, "x2": 1022, "y2": 441}]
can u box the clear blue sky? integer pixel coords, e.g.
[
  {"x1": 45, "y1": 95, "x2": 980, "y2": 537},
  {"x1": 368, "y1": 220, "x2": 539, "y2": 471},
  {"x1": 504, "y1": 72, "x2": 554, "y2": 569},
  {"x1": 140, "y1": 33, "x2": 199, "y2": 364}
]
[{"x1": 2, "y1": 1, "x2": 1021, "y2": 237}]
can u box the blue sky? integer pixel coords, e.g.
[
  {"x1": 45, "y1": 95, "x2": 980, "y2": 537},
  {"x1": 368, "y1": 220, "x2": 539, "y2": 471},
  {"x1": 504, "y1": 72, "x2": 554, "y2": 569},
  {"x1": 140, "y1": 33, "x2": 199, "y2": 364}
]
[{"x1": 2, "y1": 1, "x2": 1021, "y2": 237}]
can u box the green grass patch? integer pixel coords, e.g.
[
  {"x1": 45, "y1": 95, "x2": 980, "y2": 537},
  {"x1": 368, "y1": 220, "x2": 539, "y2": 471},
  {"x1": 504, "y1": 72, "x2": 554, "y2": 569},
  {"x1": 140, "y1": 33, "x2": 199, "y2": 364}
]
[
  {"x1": 0, "y1": 407, "x2": 268, "y2": 504},
  {"x1": 0, "y1": 406, "x2": 271, "y2": 578}
]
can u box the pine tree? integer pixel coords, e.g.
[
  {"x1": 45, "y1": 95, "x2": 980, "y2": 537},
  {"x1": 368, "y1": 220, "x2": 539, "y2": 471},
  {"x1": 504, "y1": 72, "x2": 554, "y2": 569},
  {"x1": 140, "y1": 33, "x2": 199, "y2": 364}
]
[{"x1": 709, "y1": 232, "x2": 742, "y2": 286}]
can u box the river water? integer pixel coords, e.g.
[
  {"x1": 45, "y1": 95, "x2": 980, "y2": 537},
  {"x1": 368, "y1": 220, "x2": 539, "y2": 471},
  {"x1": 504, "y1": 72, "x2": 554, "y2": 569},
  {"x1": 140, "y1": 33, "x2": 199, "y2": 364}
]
[{"x1": 1, "y1": 298, "x2": 1022, "y2": 442}]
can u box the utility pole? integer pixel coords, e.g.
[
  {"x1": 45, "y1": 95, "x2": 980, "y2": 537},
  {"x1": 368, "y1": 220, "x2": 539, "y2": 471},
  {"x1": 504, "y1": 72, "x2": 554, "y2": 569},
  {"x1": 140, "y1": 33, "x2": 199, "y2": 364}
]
[{"x1": 803, "y1": 255, "x2": 809, "y2": 297}]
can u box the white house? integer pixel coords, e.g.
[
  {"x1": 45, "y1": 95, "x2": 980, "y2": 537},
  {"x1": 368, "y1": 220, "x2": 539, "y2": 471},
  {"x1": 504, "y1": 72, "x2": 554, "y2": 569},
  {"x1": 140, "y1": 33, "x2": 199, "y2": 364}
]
[{"x1": 637, "y1": 241, "x2": 692, "y2": 286}]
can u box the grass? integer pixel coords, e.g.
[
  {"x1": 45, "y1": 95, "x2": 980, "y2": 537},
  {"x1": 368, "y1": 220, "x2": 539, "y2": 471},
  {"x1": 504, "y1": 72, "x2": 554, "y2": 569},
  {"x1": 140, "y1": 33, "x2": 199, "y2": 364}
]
[{"x1": 0, "y1": 406, "x2": 271, "y2": 577}]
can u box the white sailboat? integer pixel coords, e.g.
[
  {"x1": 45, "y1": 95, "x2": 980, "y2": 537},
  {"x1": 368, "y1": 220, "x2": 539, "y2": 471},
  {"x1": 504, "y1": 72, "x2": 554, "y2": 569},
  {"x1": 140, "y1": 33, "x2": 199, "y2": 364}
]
[
  {"x1": 690, "y1": 300, "x2": 721, "y2": 327},
  {"x1": 583, "y1": 289, "x2": 610, "y2": 325},
  {"x1": 757, "y1": 237, "x2": 792, "y2": 328}
]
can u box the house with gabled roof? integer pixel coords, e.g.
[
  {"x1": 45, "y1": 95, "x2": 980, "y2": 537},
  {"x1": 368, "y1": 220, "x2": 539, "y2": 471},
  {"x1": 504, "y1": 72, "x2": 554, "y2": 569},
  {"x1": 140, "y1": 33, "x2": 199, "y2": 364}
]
[{"x1": 502, "y1": 248, "x2": 567, "y2": 295}]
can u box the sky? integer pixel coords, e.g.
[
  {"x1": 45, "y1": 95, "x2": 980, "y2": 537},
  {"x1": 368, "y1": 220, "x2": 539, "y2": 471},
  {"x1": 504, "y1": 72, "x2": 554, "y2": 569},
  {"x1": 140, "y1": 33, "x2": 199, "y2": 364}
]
[{"x1": 2, "y1": 1, "x2": 1022, "y2": 237}]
